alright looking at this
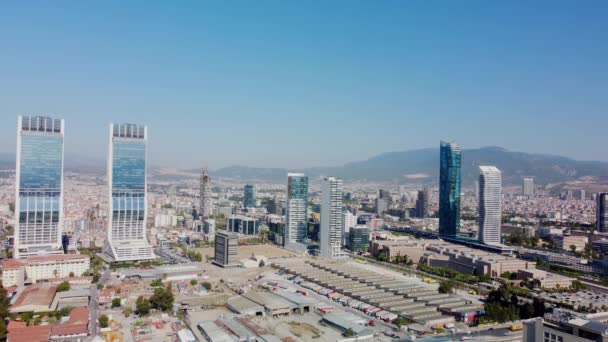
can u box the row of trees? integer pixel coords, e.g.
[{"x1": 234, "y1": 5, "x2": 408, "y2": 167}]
[
  {"x1": 504, "y1": 232, "x2": 540, "y2": 247},
  {"x1": 376, "y1": 252, "x2": 414, "y2": 266},
  {"x1": 417, "y1": 264, "x2": 490, "y2": 284},
  {"x1": 482, "y1": 285, "x2": 547, "y2": 323}
]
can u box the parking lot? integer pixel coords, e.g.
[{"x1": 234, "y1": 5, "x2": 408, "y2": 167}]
[{"x1": 540, "y1": 290, "x2": 608, "y2": 311}]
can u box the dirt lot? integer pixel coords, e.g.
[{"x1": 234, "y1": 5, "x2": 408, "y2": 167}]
[{"x1": 195, "y1": 244, "x2": 296, "y2": 260}]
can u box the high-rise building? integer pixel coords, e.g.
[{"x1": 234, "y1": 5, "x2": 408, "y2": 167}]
[
  {"x1": 348, "y1": 225, "x2": 370, "y2": 253},
  {"x1": 342, "y1": 210, "x2": 357, "y2": 245},
  {"x1": 566, "y1": 190, "x2": 574, "y2": 201},
  {"x1": 579, "y1": 189, "x2": 586, "y2": 201},
  {"x1": 598, "y1": 193, "x2": 608, "y2": 233},
  {"x1": 200, "y1": 170, "x2": 211, "y2": 218},
  {"x1": 285, "y1": 173, "x2": 308, "y2": 244},
  {"x1": 213, "y1": 231, "x2": 238, "y2": 267},
  {"x1": 103, "y1": 123, "x2": 154, "y2": 262},
  {"x1": 375, "y1": 197, "x2": 389, "y2": 215},
  {"x1": 320, "y1": 177, "x2": 343, "y2": 259},
  {"x1": 243, "y1": 184, "x2": 256, "y2": 208},
  {"x1": 478, "y1": 166, "x2": 502, "y2": 245},
  {"x1": 378, "y1": 189, "x2": 391, "y2": 200},
  {"x1": 14, "y1": 116, "x2": 65, "y2": 259},
  {"x1": 415, "y1": 187, "x2": 429, "y2": 218},
  {"x1": 522, "y1": 177, "x2": 534, "y2": 197},
  {"x1": 439, "y1": 141, "x2": 462, "y2": 237}
]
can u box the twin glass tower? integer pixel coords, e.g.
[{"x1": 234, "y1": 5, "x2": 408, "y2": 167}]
[
  {"x1": 14, "y1": 116, "x2": 154, "y2": 261},
  {"x1": 14, "y1": 116, "x2": 65, "y2": 259},
  {"x1": 103, "y1": 123, "x2": 154, "y2": 261}
]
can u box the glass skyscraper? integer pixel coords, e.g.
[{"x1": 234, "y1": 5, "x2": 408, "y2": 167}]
[
  {"x1": 285, "y1": 173, "x2": 308, "y2": 244},
  {"x1": 598, "y1": 193, "x2": 608, "y2": 233},
  {"x1": 103, "y1": 123, "x2": 155, "y2": 261},
  {"x1": 439, "y1": 141, "x2": 462, "y2": 237},
  {"x1": 243, "y1": 184, "x2": 256, "y2": 208},
  {"x1": 14, "y1": 116, "x2": 65, "y2": 259}
]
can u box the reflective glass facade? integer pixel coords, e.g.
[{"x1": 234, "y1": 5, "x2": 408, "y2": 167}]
[
  {"x1": 15, "y1": 116, "x2": 64, "y2": 258},
  {"x1": 286, "y1": 173, "x2": 308, "y2": 243},
  {"x1": 110, "y1": 138, "x2": 146, "y2": 241},
  {"x1": 105, "y1": 123, "x2": 154, "y2": 261},
  {"x1": 243, "y1": 184, "x2": 256, "y2": 208},
  {"x1": 439, "y1": 141, "x2": 461, "y2": 237}
]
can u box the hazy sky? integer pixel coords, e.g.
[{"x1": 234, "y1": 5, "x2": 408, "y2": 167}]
[{"x1": 0, "y1": 1, "x2": 606, "y2": 169}]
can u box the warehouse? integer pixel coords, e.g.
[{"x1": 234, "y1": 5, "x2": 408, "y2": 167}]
[{"x1": 242, "y1": 291, "x2": 292, "y2": 317}]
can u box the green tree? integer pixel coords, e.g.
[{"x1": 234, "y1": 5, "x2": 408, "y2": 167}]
[
  {"x1": 259, "y1": 259, "x2": 265, "y2": 268},
  {"x1": 0, "y1": 286, "x2": 10, "y2": 340},
  {"x1": 56, "y1": 281, "x2": 71, "y2": 292},
  {"x1": 343, "y1": 328, "x2": 355, "y2": 337},
  {"x1": 111, "y1": 298, "x2": 121, "y2": 308},
  {"x1": 99, "y1": 314, "x2": 109, "y2": 328},
  {"x1": 69, "y1": 272, "x2": 75, "y2": 278},
  {"x1": 190, "y1": 279, "x2": 198, "y2": 286},
  {"x1": 377, "y1": 252, "x2": 388, "y2": 262},
  {"x1": 149, "y1": 283, "x2": 174, "y2": 312},
  {"x1": 136, "y1": 296, "x2": 151, "y2": 316},
  {"x1": 201, "y1": 282, "x2": 211, "y2": 291},
  {"x1": 571, "y1": 280, "x2": 586, "y2": 291},
  {"x1": 150, "y1": 279, "x2": 163, "y2": 287},
  {"x1": 438, "y1": 280, "x2": 456, "y2": 294},
  {"x1": 122, "y1": 308, "x2": 133, "y2": 317}
]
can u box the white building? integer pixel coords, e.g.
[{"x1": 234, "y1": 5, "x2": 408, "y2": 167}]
[
  {"x1": 478, "y1": 166, "x2": 502, "y2": 245},
  {"x1": 523, "y1": 177, "x2": 534, "y2": 197},
  {"x1": 2, "y1": 254, "x2": 90, "y2": 287},
  {"x1": 320, "y1": 177, "x2": 344, "y2": 259},
  {"x1": 342, "y1": 210, "x2": 357, "y2": 246},
  {"x1": 285, "y1": 173, "x2": 308, "y2": 244},
  {"x1": 103, "y1": 123, "x2": 155, "y2": 262},
  {"x1": 154, "y1": 214, "x2": 178, "y2": 228}
]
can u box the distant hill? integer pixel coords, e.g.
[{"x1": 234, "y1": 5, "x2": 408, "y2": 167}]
[
  {"x1": 211, "y1": 147, "x2": 608, "y2": 186},
  {"x1": 2, "y1": 147, "x2": 607, "y2": 186}
]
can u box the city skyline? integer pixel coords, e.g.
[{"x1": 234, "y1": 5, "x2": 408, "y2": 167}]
[{"x1": 1, "y1": 2, "x2": 607, "y2": 168}]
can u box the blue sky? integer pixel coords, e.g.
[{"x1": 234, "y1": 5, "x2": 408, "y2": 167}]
[{"x1": 0, "y1": 1, "x2": 606, "y2": 169}]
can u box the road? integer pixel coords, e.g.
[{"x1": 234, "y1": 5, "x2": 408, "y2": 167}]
[
  {"x1": 401, "y1": 328, "x2": 522, "y2": 341},
  {"x1": 89, "y1": 268, "x2": 112, "y2": 337}
]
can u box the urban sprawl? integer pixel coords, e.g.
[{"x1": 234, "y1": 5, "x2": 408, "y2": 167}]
[{"x1": 0, "y1": 115, "x2": 607, "y2": 342}]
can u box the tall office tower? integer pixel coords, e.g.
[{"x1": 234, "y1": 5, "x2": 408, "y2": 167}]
[
  {"x1": 378, "y1": 189, "x2": 390, "y2": 200},
  {"x1": 522, "y1": 177, "x2": 534, "y2": 196},
  {"x1": 375, "y1": 197, "x2": 389, "y2": 214},
  {"x1": 478, "y1": 166, "x2": 502, "y2": 245},
  {"x1": 415, "y1": 186, "x2": 429, "y2": 218},
  {"x1": 598, "y1": 193, "x2": 608, "y2": 232},
  {"x1": 579, "y1": 189, "x2": 586, "y2": 201},
  {"x1": 285, "y1": 173, "x2": 308, "y2": 244},
  {"x1": 342, "y1": 210, "x2": 357, "y2": 245},
  {"x1": 213, "y1": 231, "x2": 238, "y2": 267},
  {"x1": 566, "y1": 190, "x2": 574, "y2": 201},
  {"x1": 439, "y1": 141, "x2": 462, "y2": 237},
  {"x1": 14, "y1": 116, "x2": 65, "y2": 259},
  {"x1": 320, "y1": 177, "x2": 343, "y2": 259},
  {"x1": 200, "y1": 170, "x2": 211, "y2": 218},
  {"x1": 103, "y1": 123, "x2": 154, "y2": 262},
  {"x1": 243, "y1": 184, "x2": 256, "y2": 208}
]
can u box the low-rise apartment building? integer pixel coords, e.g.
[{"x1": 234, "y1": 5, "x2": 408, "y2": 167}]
[{"x1": 2, "y1": 255, "x2": 90, "y2": 287}]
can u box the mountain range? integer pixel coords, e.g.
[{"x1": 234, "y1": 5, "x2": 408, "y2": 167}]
[
  {"x1": 1, "y1": 147, "x2": 607, "y2": 186},
  {"x1": 209, "y1": 147, "x2": 608, "y2": 186}
]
